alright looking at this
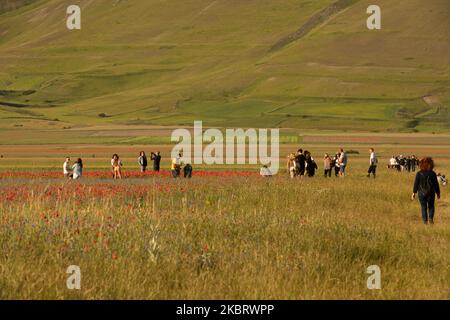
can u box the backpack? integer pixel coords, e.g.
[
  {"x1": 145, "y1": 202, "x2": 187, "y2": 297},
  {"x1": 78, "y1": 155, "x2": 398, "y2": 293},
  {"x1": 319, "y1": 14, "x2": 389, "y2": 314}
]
[{"x1": 419, "y1": 172, "x2": 433, "y2": 197}]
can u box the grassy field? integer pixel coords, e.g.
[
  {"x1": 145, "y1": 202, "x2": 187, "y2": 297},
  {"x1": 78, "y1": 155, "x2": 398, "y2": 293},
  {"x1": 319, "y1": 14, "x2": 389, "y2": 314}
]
[
  {"x1": 0, "y1": 0, "x2": 449, "y2": 300},
  {"x1": 0, "y1": 139, "x2": 449, "y2": 299},
  {"x1": 0, "y1": 0, "x2": 449, "y2": 132},
  {"x1": 0, "y1": 160, "x2": 449, "y2": 299}
]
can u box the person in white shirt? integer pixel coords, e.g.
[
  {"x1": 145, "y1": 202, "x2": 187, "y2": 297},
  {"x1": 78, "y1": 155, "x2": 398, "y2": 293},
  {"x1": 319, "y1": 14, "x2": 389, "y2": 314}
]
[
  {"x1": 72, "y1": 158, "x2": 83, "y2": 180},
  {"x1": 367, "y1": 148, "x2": 378, "y2": 178},
  {"x1": 171, "y1": 153, "x2": 183, "y2": 178},
  {"x1": 287, "y1": 153, "x2": 296, "y2": 178},
  {"x1": 338, "y1": 148, "x2": 348, "y2": 177},
  {"x1": 63, "y1": 157, "x2": 72, "y2": 178}
]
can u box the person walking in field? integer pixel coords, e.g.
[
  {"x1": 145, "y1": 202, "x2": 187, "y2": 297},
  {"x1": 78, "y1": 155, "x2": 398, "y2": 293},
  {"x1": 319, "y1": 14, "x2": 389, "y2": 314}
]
[
  {"x1": 295, "y1": 149, "x2": 306, "y2": 177},
  {"x1": 411, "y1": 155, "x2": 418, "y2": 172},
  {"x1": 411, "y1": 157, "x2": 441, "y2": 225},
  {"x1": 72, "y1": 158, "x2": 83, "y2": 180},
  {"x1": 151, "y1": 151, "x2": 161, "y2": 172},
  {"x1": 338, "y1": 148, "x2": 348, "y2": 177},
  {"x1": 111, "y1": 154, "x2": 123, "y2": 179},
  {"x1": 184, "y1": 163, "x2": 193, "y2": 178},
  {"x1": 333, "y1": 153, "x2": 340, "y2": 177},
  {"x1": 323, "y1": 154, "x2": 332, "y2": 177},
  {"x1": 367, "y1": 148, "x2": 378, "y2": 178},
  {"x1": 305, "y1": 151, "x2": 317, "y2": 177},
  {"x1": 138, "y1": 151, "x2": 148, "y2": 173},
  {"x1": 63, "y1": 157, "x2": 72, "y2": 178},
  {"x1": 406, "y1": 156, "x2": 412, "y2": 173},
  {"x1": 287, "y1": 153, "x2": 296, "y2": 178}
]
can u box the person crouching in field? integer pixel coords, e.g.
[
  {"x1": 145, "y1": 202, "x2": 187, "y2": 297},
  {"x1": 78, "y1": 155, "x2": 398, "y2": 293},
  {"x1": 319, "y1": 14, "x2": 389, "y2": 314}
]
[
  {"x1": 171, "y1": 153, "x2": 182, "y2": 178},
  {"x1": 437, "y1": 173, "x2": 447, "y2": 186},
  {"x1": 367, "y1": 148, "x2": 378, "y2": 178},
  {"x1": 63, "y1": 157, "x2": 72, "y2": 178},
  {"x1": 260, "y1": 165, "x2": 272, "y2": 178},
  {"x1": 323, "y1": 154, "x2": 332, "y2": 177},
  {"x1": 111, "y1": 154, "x2": 123, "y2": 179},
  {"x1": 411, "y1": 157, "x2": 440, "y2": 225},
  {"x1": 138, "y1": 151, "x2": 147, "y2": 173},
  {"x1": 72, "y1": 158, "x2": 83, "y2": 180}
]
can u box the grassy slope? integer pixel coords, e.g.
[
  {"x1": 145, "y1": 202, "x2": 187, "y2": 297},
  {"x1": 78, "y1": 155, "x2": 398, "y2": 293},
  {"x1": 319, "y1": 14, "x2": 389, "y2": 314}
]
[{"x1": 0, "y1": 0, "x2": 449, "y2": 132}]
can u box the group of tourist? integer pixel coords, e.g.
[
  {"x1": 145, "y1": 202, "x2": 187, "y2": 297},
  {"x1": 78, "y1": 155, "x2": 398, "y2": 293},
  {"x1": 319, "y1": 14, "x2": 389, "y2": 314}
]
[
  {"x1": 62, "y1": 151, "x2": 162, "y2": 180},
  {"x1": 62, "y1": 151, "x2": 196, "y2": 179},
  {"x1": 61, "y1": 147, "x2": 446, "y2": 225},
  {"x1": 388, "y1": 155, "x2": 419, "y2": 172},
  {"x1": 63, "y1": 157, "x2": 83, "y2": 180},
  {"x1": 170, "y1": 152, "x2": 193, "y2": 178},
  {"x1": 137, "y1": 151, "x2": 162, "y2": 173},
  {"x1": 287, "y1": 148, "x2": 348, "y2": 178},
  {"x1": 284, "y1": 147, "x2": 448, "y2": 225}
]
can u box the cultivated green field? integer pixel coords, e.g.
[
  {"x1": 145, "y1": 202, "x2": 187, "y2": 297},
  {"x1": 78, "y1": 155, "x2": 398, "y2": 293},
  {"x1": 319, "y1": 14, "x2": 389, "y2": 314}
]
[{"x1": 0, "y1": 0, "x2": 449, "y2": 132}]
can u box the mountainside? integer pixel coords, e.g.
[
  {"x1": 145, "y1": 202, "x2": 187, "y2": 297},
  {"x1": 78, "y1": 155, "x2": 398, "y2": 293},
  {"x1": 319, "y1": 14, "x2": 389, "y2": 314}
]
[
  {"x1": 0, "y1": 0, "x2": 449, "y2": 132},
  {"x1": 0, "y1": 0, "x2": 37, "y2": 13}
]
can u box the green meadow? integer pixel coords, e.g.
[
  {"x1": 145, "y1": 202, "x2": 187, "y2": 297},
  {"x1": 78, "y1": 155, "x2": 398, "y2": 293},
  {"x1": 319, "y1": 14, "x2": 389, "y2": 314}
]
[{"x1": 0, "y1": 0, "x2": 449, "y2": 132}]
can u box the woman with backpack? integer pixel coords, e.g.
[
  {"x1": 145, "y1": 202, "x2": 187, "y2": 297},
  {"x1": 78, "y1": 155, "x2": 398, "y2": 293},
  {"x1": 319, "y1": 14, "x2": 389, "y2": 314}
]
[{"x1": 411, "y1": 157, "x2": 441, "y2": 224}]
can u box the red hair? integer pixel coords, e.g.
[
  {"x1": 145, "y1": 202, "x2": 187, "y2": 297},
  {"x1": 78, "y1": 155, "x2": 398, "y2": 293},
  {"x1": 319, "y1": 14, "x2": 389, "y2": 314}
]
[{"x1": 419, "y1": 157, "x2": 434, "y2": 171}]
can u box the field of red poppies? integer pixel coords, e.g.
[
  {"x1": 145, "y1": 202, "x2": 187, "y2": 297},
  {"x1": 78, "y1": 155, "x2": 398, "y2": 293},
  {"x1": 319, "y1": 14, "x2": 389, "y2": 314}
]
[
  {"x1": 0, "y1": 170, "x2": 256, "y2": 203},
  {"x1": 0, "y1": 161, "x2": 449, "y2": 300}
]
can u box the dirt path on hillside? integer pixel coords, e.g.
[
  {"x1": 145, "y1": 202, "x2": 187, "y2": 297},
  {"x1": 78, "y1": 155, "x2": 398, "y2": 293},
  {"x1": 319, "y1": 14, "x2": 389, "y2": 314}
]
[{"x1": 270, "y1": 0, "x2": 361, "y2": 52}]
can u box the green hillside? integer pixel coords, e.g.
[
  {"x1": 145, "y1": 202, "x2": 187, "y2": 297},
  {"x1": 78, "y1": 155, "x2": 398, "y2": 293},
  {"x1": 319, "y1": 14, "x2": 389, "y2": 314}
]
[{"x1": 0, "y1": 0, "x2": 449, "y2": 132}]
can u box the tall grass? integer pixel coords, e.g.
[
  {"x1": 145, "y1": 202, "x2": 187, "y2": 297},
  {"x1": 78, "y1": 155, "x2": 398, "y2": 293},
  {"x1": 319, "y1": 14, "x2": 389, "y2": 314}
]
[{"x1": 0, "y1": 169, "x2": 449, "y2": 299}]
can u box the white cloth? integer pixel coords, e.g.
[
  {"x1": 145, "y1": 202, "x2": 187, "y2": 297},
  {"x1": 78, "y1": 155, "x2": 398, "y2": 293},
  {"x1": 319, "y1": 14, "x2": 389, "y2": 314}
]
[
  {"x1": 260, "y1": 167, "x2": 272, "y2": 177},
  {"x1": 72, "y1": 163, "x2": 82, "y2": 179},
  {"x1": 339, "y1": 152, "x2": 347, "y2": 166},
  {"x1": 63, "y1": 161, "x2": 71, "y2": 175},
  {"x1": 370, "y1": 152, "x2": 378, "y2": 165}
]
